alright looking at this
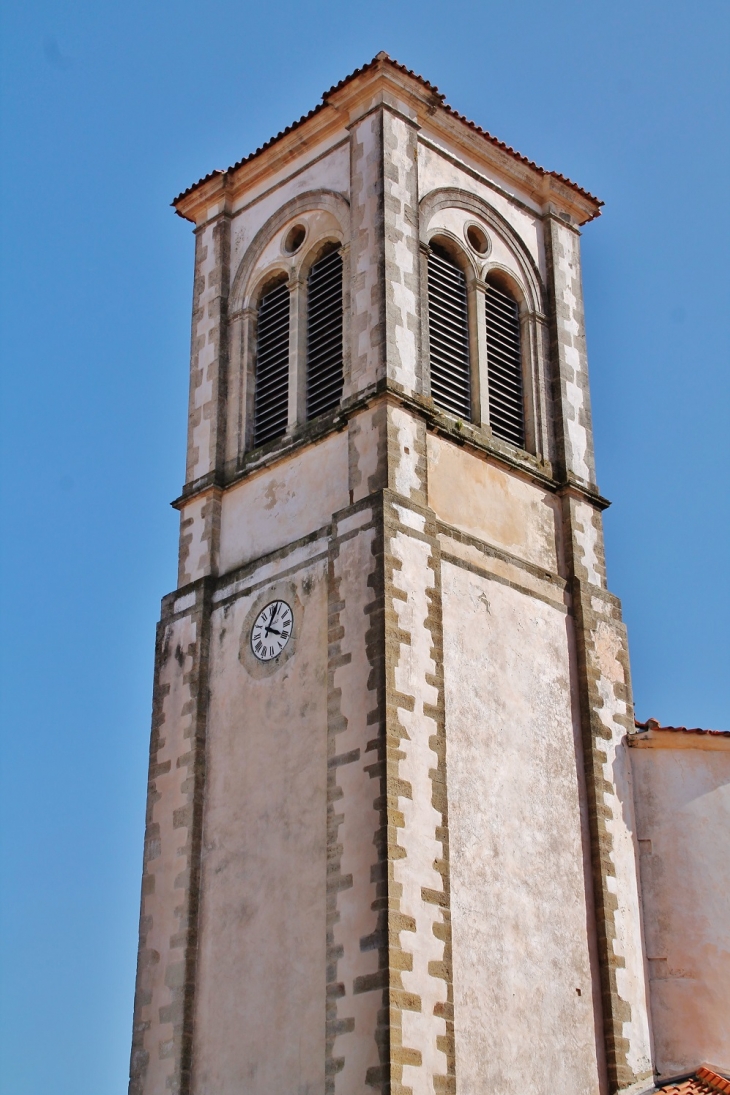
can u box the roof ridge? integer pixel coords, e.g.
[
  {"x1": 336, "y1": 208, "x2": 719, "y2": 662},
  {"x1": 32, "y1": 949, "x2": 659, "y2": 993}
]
[{"x1": 172, "y1": 53, "x2": 602, "y2": 213}]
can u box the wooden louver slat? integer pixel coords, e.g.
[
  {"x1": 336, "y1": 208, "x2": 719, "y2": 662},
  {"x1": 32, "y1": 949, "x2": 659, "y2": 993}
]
[
  {"x1": 254, "y1": 280, "x2": 290, "y2": 447},
  {"x1": 307, "y1": 248, "x2": 343, "y2": 420},
  {"x1": 486, "y1": 283, "x2": 525, "y2": 448},
  {"x1": 428, "y1": 247, "x2": 471, "y2": 421}
]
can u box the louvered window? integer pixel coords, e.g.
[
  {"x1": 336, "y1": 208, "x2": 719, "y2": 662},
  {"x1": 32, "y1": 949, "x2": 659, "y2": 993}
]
[
  {"x1": 254, "y1": 280, "x2": 290, "y2": 447},
  {"x1": 307, "y1": 248, "x2": 343, "y2": 420},
  {"x1": 485, "y1": 282, "x2": 525, "y2": 448},
  {"x1": 428, "y1": 245, "x2": 471, "y2": 420}
]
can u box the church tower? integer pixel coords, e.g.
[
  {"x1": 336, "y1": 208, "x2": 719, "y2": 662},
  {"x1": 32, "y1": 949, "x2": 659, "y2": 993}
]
[{"x1": 129, "y1": 54, "x2": 656, "y2": 1095}]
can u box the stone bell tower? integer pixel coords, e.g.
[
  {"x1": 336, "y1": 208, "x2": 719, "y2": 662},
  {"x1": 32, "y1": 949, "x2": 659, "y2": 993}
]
[{"x1": 129, "y1": 53, "x2": 656, "y2": 1095}]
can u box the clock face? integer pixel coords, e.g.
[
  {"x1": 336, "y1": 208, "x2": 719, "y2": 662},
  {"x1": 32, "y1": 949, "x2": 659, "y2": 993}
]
[{"x1": 250, "y1": 600, "x2": 293, "y2": 662}]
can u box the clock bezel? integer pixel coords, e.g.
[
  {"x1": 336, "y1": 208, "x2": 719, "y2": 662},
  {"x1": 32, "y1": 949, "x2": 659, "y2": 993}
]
[
  {"x1": 250, "y1": 599, "x2": 293, "y2": 662},
  {"x1": 238, "y1": 581, "x2": 301, "y2": 678}
]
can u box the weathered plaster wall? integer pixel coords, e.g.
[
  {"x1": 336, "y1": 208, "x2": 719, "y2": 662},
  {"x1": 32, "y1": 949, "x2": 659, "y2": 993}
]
[
  {"x1": 192, "y1": 555, "x2": 329, "y2": 1094},
  {"x1": 631, "y1": 738, "x2": 730, "y2": 1080},
  {"x1": 441, "y1": 559, "x2": 604, "y2": 1094},
  {"x1": 427, "y1": 432, "x2": 561, "y2": 573},
  {"x1": 218, "y1": 430, "x2": 349, "y2": 574}
]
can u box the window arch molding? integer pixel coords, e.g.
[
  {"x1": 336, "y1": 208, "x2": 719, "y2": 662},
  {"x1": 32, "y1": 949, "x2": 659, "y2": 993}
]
[
  {"x1": 226, "y1": 190, "x2": 350, "y2": 464},
  {"x1": 425, "y1": 228, "x2": 480, "y2": 281},
  {"x1": 419, "y1": 187, "x2": 550, "y2": 459},
  {"x1": 230, "y1": 189, "x2": 350, "y2": 314},
  {"x1": 418, "y1": 187, "x2": 544, "y2": 315},
  {"x1": 247, "y1": 264, "x2": 291, "y2": 311}
]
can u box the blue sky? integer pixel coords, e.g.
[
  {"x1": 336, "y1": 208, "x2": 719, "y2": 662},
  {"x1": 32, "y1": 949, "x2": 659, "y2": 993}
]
[{"x1": 0, "y1": 1, "x2": 728, "y2": 1092}]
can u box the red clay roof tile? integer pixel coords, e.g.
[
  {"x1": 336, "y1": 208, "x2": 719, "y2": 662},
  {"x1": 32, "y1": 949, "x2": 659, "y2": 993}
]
[
  {"x1": 172, "y1": 52, "x2": 602, "y2": 213},
  {"x1": 635, "y1": 718, "x2": 730, "y2": 738},
  {"x1": 659, "y1": 1066, "x2": 730, "y2": 1093}
]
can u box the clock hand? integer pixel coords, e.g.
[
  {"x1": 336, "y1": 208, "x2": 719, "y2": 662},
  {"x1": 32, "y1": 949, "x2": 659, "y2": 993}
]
[{"x1": 265, "y1": 626, "x2": 282, "y2": 636}]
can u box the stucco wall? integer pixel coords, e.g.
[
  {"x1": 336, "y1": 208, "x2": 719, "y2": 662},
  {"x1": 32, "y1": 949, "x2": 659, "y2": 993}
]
[
  {"x1": 218, "y1": 430, "x2": 349, "y2": 575},
  {"x1": 631, "y1": 737, "x2": 730, "y2": 1080},
  {"x1": 192, "y1": 555, "x2": 329, "y2": 1094},
  {"x1": 427, "y1": 432, "x2": 561, "y2": 574},
  {"x1": 441, "y1": 560, "x2": 604, "y2": 1094}
]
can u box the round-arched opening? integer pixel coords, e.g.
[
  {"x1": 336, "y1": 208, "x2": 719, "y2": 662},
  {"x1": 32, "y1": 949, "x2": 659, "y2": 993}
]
[
  {"x1": 465, "y1": 223, "x2": 490, "y2": 255},
  {"x1": 429, "y1": 234, "x2": 471, "y2": 279},
  {"x1": 485, "y1": 269, "x2": 523, "y2": 309},
  {"x1": 283, "y1": 224, "x2": 307, "y2": 255}
]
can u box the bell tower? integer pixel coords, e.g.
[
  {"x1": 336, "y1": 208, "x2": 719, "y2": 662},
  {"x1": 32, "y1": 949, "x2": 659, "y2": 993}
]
[{"x1": 130, "y1": 54, "x2": 655, "y2": 1095}]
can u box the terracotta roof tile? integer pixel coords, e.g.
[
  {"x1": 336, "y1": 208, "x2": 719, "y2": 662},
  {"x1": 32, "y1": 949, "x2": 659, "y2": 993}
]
[
  {"x1": 635, "y1": 718, "x2": 730, "y2": 738},
  {"x1": 659, "y1": 1066, "x2": 730, "y2": 1093},
  {"x1": 172, "y1": 52, "x2": 602, "y2": 213}
]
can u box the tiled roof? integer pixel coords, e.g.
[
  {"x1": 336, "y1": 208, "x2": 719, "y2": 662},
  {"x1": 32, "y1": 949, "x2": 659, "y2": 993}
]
[
  {"x1": 635, "y1": 718, "x2": 730, "y2": 739},
  {"x1": 659, "y1": 1065, "x2": 730, "y2": 1093},
  {"x1": 172, "y1": 52, "x2": 602, "y2": 213}
]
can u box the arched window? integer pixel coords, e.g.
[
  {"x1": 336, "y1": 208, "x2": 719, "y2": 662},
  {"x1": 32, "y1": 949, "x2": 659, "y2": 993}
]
[
  {"x1": 306, "y1": 246, "x2": 344, "y2": 420},
  {"x1": 485, "y1": 278, "x2": 525, "y2": 448},
  {"x1": 427, "y1": 243, "x2": 471, "y2": 421},
  {"x1": 253, "y1": 278, "x2": 290, "y2": 447}
]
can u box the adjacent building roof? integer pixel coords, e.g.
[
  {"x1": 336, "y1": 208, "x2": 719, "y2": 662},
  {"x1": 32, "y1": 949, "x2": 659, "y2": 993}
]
[
  {"x1": 634, "y1": 718, "x2": 730, "y2": 739},
  {"x1": 172, "y1": 52, "x2": 602, "y2": 215},
  {"x1": 659, "y1": 1066, "x2": 730, "y2": 1094}
]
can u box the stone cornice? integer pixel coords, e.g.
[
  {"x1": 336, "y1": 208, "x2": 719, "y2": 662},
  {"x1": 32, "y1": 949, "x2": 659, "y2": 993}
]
[
  {"x1": 171, "y1": 379, "x2": 610, "y2": 512},
  {"x1": 173, "y1": 56, "x2": 602, "y2": 228}
]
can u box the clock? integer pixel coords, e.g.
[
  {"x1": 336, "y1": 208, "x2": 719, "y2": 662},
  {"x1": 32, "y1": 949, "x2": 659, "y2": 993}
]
[{"x1": 250, "y1": 600, "x2": 293, "y2": 662}]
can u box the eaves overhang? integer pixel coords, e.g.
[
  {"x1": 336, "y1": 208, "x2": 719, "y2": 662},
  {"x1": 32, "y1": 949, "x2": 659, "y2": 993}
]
[{"x1": 172, "y1": 52, "x2": 603, "y2": 227}]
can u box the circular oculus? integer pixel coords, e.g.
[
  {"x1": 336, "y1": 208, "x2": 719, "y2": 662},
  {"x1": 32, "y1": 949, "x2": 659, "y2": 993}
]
[{"x1": 250, "y1": 600, "x2": 293, "y2": 661}]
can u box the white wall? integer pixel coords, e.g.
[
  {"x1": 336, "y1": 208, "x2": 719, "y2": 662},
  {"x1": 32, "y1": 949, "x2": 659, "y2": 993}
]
[{"x1": 631, "y1": 734, "x2": 730, "y2": 1081}]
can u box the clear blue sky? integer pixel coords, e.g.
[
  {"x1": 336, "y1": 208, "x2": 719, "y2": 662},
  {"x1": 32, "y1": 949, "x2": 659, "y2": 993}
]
[{"x1": 0, "y1": 1, "x2": 728, "y2": 1092}]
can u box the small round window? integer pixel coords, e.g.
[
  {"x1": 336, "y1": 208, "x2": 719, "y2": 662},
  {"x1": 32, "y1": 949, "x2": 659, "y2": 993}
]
[
  {"x1": 283, "y1": 224, "x2": 307, "y2": 255},
  {"x1": 465, "y1": 223, "x2": 490, "y2": 255}
]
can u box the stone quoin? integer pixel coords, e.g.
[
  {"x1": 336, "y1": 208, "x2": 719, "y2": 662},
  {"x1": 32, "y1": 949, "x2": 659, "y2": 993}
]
[{"x1": 128, "y1": 53, "x2": 730, "y2": 1095}]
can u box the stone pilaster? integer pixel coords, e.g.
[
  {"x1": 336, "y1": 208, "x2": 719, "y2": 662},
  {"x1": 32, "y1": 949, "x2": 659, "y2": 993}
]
[
  {"x1": 382, "y1": 107, "x2": 421, "y2": 397},
  {"x1": 379, "y1": 404, "x2": 454, "y2": 1095},
  {"x1": 129, "y1": 579, "x2": 213, "y2": 1095},
  {"x1": 347, "y1": 110, "x2": 385, "y2": 399},
  {"x1": 546, "y1": 214, "x2": 653, "y2": 1090},
  {"x1": 177, "y1": 212, "x2": 230, "y2": 584}
]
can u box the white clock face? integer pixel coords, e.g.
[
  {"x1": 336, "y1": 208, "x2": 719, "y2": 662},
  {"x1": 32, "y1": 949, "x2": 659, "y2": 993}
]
[{"x1": 250, "y1": 600, "x2": 293, "y2": 662}]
